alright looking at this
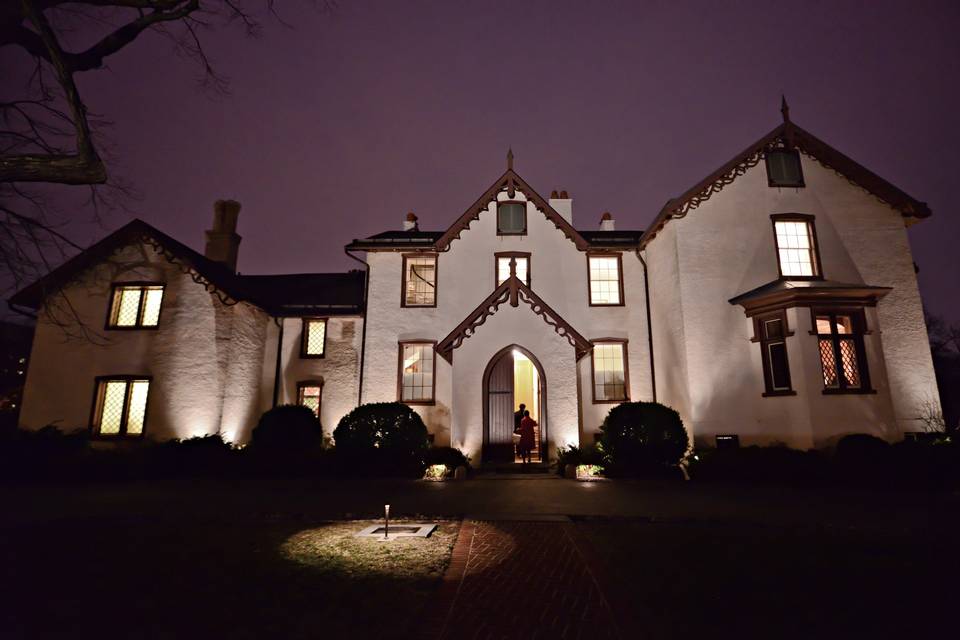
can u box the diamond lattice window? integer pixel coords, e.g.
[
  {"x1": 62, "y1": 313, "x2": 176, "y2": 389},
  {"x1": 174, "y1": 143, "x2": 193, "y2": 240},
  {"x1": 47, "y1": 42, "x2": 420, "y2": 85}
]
[
  {"x1": 815, "y1": 311, "x2": 869, "y2": 392},
  {"x1": 94, "y1": 378, "x2": 150, "y2": 437},
  {"x1": 403, "y1": 256, "x2": 436, "y2": 306},
  {"x1": 301, "y1": 319, "x2": 327, "y2": 357},
  {"x1": 774, "y1": 220, "x2": 818, "y2": 277},
  {"x1": 400, "y1": 343, "x2": 434, "y2": 403},
  {"x1": 592, "y1": 342, "x2": 628, "y2": 402},
  {"x1": 588, "y1": 256, "x2": 622, "y2": 305},
  {"x1": 109, "y1": 285, "x2": 164, "y2": 328},
  {"x1": 298, "y1": 384, "x2": 322, "y2": 418}
]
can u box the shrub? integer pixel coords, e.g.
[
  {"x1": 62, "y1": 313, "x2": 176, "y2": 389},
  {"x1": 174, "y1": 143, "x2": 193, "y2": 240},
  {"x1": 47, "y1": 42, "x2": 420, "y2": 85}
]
[
  {"x1": 599, "y1": 402, "x2": 688, "y2": 476},
  {"x1": 688, "y1": 445, "x2": 830, "y2": 486},
  {"x1": 835, "y1": 433, "x2": 890, "y2": 462},
  {"x1": 556, "y1": 443, "x2": 606, "y2": 475},
  {"x1": 251, "y1": 405, "x2": 324, "y2": 453},
  {"x1": 146, "y1": 434, "x2": 236, "y2": 476},
  {"x1": 333, "y1": 402, "x2": 429, "y2": 476},
  {"x1": 423, "y1": 446, "x2": 469, "y2": 470}
]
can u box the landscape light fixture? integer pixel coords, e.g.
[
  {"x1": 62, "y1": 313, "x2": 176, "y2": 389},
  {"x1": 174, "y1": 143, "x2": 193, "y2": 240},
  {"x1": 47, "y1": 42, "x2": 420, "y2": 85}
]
[{"x1": 384, "y1": 504, "x2": 390, "y2": 539}]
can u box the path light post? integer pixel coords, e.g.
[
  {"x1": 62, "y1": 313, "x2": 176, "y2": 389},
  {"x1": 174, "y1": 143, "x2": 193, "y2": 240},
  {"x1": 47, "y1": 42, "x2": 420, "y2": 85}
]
[{"x1": 384, "y1": 504, "x2": 390, "y2": 540}]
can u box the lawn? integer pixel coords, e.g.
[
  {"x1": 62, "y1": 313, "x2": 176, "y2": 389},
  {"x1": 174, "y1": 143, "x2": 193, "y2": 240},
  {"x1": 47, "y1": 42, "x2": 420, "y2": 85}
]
[
  {"x1": 578, "y1": 518, "x2": 956, "y2": 639},
  {"x1": 0, "y1": 513, "x2": 458, "y2": 639}
]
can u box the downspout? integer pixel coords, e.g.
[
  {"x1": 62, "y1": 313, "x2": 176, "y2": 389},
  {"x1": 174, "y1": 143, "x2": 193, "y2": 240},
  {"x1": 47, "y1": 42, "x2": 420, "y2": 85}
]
[
  {"x1": 344, "y1": 247, "x2": 369, "y2": 407},
  {"x1": 635, "y1": 248, "x2": 657, "y2": 402},
  {"x1": 271, "y1": 316, "x2": 284, "y2": 407}
]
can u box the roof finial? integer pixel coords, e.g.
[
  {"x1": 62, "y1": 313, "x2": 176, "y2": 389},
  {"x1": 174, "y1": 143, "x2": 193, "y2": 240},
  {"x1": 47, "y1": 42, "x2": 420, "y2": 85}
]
[
  {"x1": 507, "y1": 147, "x2": 514, "y2": 171},
  {"x1": 781, "y1": 94, "x2": 790, "y2": 123}
]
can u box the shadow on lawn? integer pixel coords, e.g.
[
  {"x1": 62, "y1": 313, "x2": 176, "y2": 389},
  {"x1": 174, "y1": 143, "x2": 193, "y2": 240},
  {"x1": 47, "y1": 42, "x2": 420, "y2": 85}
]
[{"x1": 0, "y1": 515, "x2": 457, "y2": 640}]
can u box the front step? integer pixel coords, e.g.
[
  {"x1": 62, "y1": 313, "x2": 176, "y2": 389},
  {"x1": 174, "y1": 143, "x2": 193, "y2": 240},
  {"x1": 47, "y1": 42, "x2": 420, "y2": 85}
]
[{"x1": 479, "y1": 462, "x2": 552, "y2": 475}]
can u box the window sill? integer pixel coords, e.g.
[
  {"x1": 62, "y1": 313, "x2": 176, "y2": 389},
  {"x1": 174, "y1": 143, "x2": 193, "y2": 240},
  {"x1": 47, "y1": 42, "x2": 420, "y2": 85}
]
[
  {"x1": 300, "y1": 354, "x2": 326, "y2": 359},
  {"x1": 768, "y1": 181, "x2": 805, "y2": 188},
  {"x1": 592, "y1": 398, "x2": 629, "y2": 404},
  {"x1": 401, "y1": 304, "x2": 437, "y2": 309},
  {"x1": 761, "y1": 390, "x2": 797, "y2": 397},
  {"x1": 105, "y1": 326, "x2": 160, "y2": 331},
  {"x1": 822, "y1": 388, "x2": 876, "y2": 395},
  {"x1": 401, "y1": 400, "x2": 436, "y2": 406}
]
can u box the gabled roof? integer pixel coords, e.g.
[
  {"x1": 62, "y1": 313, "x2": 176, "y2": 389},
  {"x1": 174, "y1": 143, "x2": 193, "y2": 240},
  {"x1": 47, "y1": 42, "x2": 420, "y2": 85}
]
[
  {"x1": 347, "y1": 151, "x2": 606, "y2": 253},
  {"x1": 728, "y1": 278, "x2": 892, "y2": 317},
  {"x1": 436, "y1": 271, "x2": 592, "y2": 363},
  {"x1": 640, "y1": 104, "x2": 932, "y2": 248},
  {"x1": 9, "y1": 219, "x2": 365, "y2": 317}
]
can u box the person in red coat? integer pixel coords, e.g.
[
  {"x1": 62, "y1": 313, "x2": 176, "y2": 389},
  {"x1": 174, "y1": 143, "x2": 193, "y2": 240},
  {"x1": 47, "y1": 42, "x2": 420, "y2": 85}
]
[{"x1": 517, "y1": 410, "x2": 537, "y2": 465}]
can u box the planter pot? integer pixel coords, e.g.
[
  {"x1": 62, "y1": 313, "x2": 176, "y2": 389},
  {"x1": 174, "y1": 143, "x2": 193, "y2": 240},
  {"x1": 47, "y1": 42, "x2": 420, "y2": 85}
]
[
  {"x1": 563, "y1": 464, "x2": 577, "y2": 479},
  {"x1": 453, "y1": 465, "x2": 468, "y2": 481}
]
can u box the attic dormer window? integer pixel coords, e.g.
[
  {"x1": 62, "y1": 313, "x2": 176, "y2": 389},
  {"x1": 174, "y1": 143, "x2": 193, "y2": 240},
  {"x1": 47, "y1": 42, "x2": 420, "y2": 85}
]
[
  {"x1": 766, "y1": 149, "x2": 804, "y2": 187},
  {"x1": 497, "y1": 202, "x2": 526, "y2": 235}
]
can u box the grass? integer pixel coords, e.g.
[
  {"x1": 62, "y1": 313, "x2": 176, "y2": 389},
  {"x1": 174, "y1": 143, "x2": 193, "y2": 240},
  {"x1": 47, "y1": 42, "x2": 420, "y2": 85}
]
[
  {"x1": 0, "y1": 515, "x2": 458, "y2": 639},
  {"x1": 579, "y1": 519, "x2": 956, "y2": 640}
]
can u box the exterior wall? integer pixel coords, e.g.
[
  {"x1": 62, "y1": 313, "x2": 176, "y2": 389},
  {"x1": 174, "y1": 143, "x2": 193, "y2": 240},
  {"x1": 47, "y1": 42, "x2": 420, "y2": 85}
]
[
  {"x1": 361, "y1": 188, "x2": 653, "y2": 460},
  {"x1": 648, "y1": 152, "x2": 939, "y2": 448},
  {"x1": 19, "y1": 242, "x2": 271, "y2": 442},
  {"x1": 274, "y1": 315, "x2": 364, "y2": 440}
]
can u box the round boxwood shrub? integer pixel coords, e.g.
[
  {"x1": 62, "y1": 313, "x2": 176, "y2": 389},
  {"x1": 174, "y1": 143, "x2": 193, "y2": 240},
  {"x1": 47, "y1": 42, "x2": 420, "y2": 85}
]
[
  {"x1": 599, "y1": 402, "x2": 688, "y2": 475},
  {"x1": 251, "y1": 404, "x2": 324, "y2": 453},
  {"x1": 333, "y1": 402, "x2": 429, "y2": 475}
]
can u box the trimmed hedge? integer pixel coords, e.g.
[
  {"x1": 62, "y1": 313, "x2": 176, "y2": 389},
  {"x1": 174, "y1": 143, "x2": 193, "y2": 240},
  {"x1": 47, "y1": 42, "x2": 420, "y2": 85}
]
[
  {"x1": 251, "y1": 404, "x2": 324, "y2": 453},
  {"x1": 599, "y1": 402, "x2": 688, "y2": 476},
  {"x1": 333, "y1": 402, "x2": 429, "y2": 476}
]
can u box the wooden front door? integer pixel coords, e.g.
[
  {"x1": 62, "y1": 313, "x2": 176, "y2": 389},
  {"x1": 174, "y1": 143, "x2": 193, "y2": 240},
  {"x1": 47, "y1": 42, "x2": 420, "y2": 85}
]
[{"x1": 485, "y1": 351, "x2": 515, "y2": 462}]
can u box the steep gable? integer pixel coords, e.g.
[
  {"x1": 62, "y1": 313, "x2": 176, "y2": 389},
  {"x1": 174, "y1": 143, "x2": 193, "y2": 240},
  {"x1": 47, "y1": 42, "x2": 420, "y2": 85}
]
[{"x1": 640, "y1": 100, "x2": 932, "y2": 248}]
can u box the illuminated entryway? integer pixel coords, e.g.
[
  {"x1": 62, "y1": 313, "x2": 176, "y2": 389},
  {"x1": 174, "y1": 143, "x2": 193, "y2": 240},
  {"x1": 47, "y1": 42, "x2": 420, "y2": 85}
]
[{"x1": 482, "y1": 345, "x2": 545, "y2": 463}]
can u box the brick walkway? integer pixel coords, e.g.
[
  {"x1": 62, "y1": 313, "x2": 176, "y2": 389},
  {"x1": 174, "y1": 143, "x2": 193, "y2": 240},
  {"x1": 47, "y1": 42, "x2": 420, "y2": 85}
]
[{"x1": 424, "y1": 520, "x2": 621, "y2": 640}]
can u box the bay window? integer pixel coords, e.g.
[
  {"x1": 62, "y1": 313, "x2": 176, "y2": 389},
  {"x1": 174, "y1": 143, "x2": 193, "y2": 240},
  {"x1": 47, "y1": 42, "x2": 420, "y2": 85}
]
[{"x1": 814, "y1": 309, "x2": 872, "y2": 393}]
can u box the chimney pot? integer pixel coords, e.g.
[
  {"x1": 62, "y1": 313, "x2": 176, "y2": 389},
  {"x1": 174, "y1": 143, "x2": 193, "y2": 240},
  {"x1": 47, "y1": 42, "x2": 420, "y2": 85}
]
[
  {"x1": 205, "y1": 199, "x2": 242, "y2": 272},
  {"x1": 599, "y1": 211, "x2": 616, "y2": 231},
  {"x1": 403, "y1": 211, "x2": 419, "y2": 231},
  {"x1": 550, "y1": 190, "x2": 559, "y2": 198},
  {"x1": 560, "y1": 190, "x2": 568, "y2": 199}
]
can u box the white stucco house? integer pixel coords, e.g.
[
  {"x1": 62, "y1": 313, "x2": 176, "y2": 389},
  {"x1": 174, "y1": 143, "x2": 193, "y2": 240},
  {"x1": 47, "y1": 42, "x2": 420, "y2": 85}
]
[{"x1": 11, "y1": 104, "x2": 941, "y2": 462}]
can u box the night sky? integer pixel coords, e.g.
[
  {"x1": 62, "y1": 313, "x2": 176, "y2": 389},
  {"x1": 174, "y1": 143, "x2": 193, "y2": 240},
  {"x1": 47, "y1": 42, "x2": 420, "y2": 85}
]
[{"x1": 7, "y1": 1, "x2": 960, "y2": 322}]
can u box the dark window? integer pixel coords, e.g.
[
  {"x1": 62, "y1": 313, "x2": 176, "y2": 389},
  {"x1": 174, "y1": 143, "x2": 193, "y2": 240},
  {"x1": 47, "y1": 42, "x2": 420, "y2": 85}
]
[
  {"x1": 815, "y1": 310, "x2": 872, "y2": 393},
  {"x1": 497, "y1": 202, "x2": 526, "y2": 235},
  {"x1": 755, "y1": 312, "x2": 794, "y2": 396},
  {"x1": 766, "y1": 149, "x2": 804, "y2": 187}
]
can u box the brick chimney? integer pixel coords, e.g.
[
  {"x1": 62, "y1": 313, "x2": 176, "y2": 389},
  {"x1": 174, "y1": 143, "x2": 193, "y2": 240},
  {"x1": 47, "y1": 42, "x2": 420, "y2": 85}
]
[
  {"x1": 549, "y1": 190, "x2": 573, "y2": 225},
  {"x1": 205, "y1": 199, "x2": 242, "y2": 272},
  {"x1": 599, "y1": 211, "x2": 615, "y2": 231},
  {"x1": 403, "y1": 211, "x2": 419, "y2": 231}
]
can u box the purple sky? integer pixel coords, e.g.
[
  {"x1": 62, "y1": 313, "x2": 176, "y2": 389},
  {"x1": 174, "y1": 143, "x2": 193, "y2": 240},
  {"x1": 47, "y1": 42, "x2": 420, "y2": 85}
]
[{"x1": 9, "y1": 1, "x2": 960, "y2": 322}]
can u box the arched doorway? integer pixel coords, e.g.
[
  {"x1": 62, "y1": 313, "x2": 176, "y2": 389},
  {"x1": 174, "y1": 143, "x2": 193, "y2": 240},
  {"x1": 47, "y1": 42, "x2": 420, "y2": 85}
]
[{"x1": 482, "y1": 345, "x2": 546, "y2": 464}]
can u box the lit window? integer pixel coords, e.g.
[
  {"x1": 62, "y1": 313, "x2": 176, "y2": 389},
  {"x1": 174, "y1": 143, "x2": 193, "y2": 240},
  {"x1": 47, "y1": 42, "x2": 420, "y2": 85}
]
[
  {"x1": 592, "y1": 342, "x2": 628, "y2": 402},
  {"x1": 815, "y1": 310, "x2": 871, "y2": 392},
  {"x1": 399, "y1": 342, "x2": 435, "y2": 403},
  {"x1": 766, "y1": 149, "x2": 804, "y2": 187},
  {"x1": 755, "y1": 312, "x2": 793, "y2": 395},
  {"x1": 588, "y1": 255, "x2": 623, "y2": 305},
  {"x1": 773, "y1": 218, "x2": 819, "y2": 278},
  {"x1": 301, "y1": 319, "x2": 327, "y2": 357},
  {"x1": 496, "y1": 255, "x2": 530, "y2": 286},
  {"x1": 297, "y1": 382, "x2": 322, "y2": 418},
  {"x1": 497, "y1": 202, "x2": 526, "y2": 235},
  {"x1": 108, "y1": 284, "x2": 164, "y2": 328},
  {"x1": 93, "y1": 378, "x2": 150, "y2": 437},
  {"x1": 403, "y1": 255, "x2": 437, "y2": 307}
]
